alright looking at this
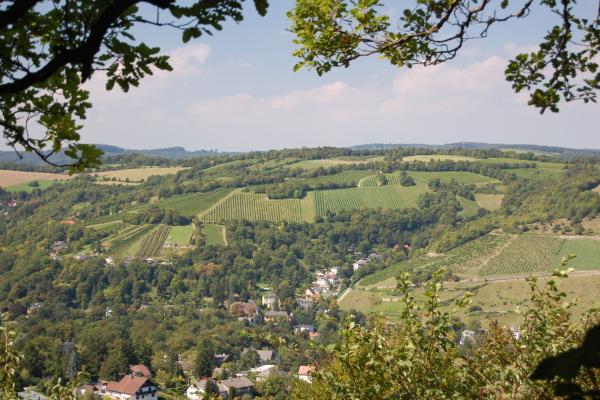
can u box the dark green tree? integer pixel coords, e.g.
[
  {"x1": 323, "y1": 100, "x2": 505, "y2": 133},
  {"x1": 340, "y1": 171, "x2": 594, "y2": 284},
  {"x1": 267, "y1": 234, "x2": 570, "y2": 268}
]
[{"x1": 194, "y1": 339, "x2": 215, "y2": 378}]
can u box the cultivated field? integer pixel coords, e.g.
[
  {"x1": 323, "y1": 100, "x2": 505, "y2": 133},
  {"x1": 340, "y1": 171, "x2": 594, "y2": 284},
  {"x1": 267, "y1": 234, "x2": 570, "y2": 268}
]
[
  {"x1": 105, "y1": 225, "x2": 155, "y2": 257},
  {"x1": 475, "y1": 194, "x2": 504, "y2": 210},
  {"x1": 151, "y1": 189, "x2": 234, "y2": 216},
  {"x1": 551, "y1": 239, "x2": 600, "y2": 270},
  {"x1": 314, "y1": 185, "x2": 429, "y2": 216},
  {"x1": 479, "y1": 235, "x2": 563, "y2": 276},
  {"x1": 0, "y1": 169, "x2": 71, "y2": 188},
  {"x1": 200, "y1": 192, "x2": 304, "y2": 223},
  {"x1": 136, "y1": 225, "x2": 171, "y2": 257},
  {"x1": 358, "y1": 233, "x2": 511, "y2": 288},
  {"x1": 92, "y1": 166, "x2": 188, "y2": 182}
]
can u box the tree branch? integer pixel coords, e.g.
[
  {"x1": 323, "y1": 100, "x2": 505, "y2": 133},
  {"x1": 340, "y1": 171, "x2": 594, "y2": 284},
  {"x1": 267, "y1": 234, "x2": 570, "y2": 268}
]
[
  {"x1": 0, "y1": 0, "x2": 40, "y2": 31},
  {"x1": 0, "y1": 0, "x2": 174, "y2": 96}
]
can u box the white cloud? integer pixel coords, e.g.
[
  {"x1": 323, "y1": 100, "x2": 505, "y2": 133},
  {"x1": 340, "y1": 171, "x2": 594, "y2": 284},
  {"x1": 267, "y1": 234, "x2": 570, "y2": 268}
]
[{"x1": 165, "y1": 43, "x2": 211, "y2": 76}]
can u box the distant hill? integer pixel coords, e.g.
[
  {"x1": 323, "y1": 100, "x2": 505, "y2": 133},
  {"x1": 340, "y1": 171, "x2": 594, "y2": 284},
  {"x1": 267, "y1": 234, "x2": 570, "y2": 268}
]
[
  {"x1": 350, "y1": 142, "x2": 600, "y2": 159},
  {"x1": 0, "y1": 145, "x2": 228, "y2": 166}
]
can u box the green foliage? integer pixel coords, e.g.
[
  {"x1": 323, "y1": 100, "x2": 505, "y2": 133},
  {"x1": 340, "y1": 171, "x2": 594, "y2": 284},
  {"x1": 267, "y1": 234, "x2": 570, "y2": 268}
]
[
  {"x1": 293, "y1": 270, "x2": 598, "y2": 399},
  {"x1": 1, "y1": 0, "x2": 269, "y2": 168},
  {"x1": 289, "y1": 0, "x2": 599, "y2": 113},
  {"x1": 0, "y1": 320, "x2": 19, "y2": 400},
  {"x1": 194, "y1": 339, "x2": 215, "y2": 378}
]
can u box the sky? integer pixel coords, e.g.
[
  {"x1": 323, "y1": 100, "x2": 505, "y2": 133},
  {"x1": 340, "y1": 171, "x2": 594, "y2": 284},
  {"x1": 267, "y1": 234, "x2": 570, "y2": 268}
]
[{"x1": 77, "y1": 1, "x2": 599, "y2": 151}]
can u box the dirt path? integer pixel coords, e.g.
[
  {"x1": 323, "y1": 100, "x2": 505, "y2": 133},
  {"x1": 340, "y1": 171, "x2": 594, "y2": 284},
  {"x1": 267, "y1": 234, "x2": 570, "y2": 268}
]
[
  {"x1": 458, "y1": 269, "x2": 600, "y2": 284},
  {"x1": 338, "y1": 287, "x2": 352, "y2": 302}
]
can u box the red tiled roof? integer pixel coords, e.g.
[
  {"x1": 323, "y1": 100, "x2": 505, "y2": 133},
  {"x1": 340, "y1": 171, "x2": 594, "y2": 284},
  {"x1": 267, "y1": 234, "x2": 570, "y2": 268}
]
[
  {"x1": 298, "y1": 365, "x2": 315, "y2": 375},
  {"x1": 131, "y1": 364, "x2": 152, "y2": 378},
  {"x1": 105, "y1": 375, "x2": 149, "y2": 395}
]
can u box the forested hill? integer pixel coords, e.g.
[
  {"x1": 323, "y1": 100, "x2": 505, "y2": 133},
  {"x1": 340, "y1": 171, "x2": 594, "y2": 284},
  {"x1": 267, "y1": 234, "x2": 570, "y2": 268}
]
[
  {"x1": 0, "y1": 145, "x2": 228, "y2": 166},
  {"x1": 351, "y1": 142, "x2": 600, "y2": 159}
]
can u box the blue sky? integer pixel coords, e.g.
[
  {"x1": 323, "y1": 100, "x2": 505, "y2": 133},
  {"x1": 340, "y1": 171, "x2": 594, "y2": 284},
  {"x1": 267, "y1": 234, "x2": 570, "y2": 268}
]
[{"x1": 79, "y1": 1, "x2": 599, "y2": 151}]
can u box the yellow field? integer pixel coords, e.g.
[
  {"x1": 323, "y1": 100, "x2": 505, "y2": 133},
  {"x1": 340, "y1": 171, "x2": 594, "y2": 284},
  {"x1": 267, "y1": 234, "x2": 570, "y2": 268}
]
[
  {"x1": 0, "y1": 169, "x2": 72, "y2": 187},
  {"x1": 91, "y1": 167, "x2": 189, "y2": 182},
  {"x1": 402, "y1": 155, "x2": 479, "y2": 162},
  {"x1": 340, "y1": 273, "x2": 600, "y2": 328}
]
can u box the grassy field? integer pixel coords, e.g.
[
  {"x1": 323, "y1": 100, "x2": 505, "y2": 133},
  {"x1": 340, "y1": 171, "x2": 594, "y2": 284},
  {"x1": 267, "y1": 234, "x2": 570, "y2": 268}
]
[
  {"x1": 92, "y1": 167, "x2": 188, "y2": 182},
  {"x1": 458, "y1": 196, "x2": 480, "y2": 218},
  {"x1": 5, "y1": 179, "x2": 63, "y2": 192},
  {"x1": 0, "y1": 169, "x2": 71, "y2": 189},
  {"x1": 479, "y1": 235, "x2": 563, "y2": 276},
  {"x1": 200, "y1": 192, "x2": 304, "y2": 223},
  {"x1": 358, "y1": 233, "x2": 511, "y2": 287},
  {"x1": 203, "y1": 224, "x2": 227, "y2": 246},
  {"x1": 301, "y1": 191, "x2": 317, "y2": 222},
  {"x1": 88, "y1": 220, "x2": 125, "y2": 233},
  {"x1": 551, "y1": 239, "x2": 600, "y2": 270},
  {"x1": 475, "y1": 193, "x2": 504, "y2": 210},
  {"x1": 401, "y1": 155, "x2": 479, "y2": 162},
  {"x1": 360, "y1": 171, "x2": 499, "y2": 187},
  {"x1": 314, "y1": 185, "x2": 428, "y2": 216},
  {"x1": 342, "y1": 274, "x2": 600, "y2": 327},
  {"x1": 168, "y1": 225, "x2": 194, "y2": 247}
]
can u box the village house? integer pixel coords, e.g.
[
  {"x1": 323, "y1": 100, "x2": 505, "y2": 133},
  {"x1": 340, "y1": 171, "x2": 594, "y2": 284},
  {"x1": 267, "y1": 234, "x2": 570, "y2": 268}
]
[
  {"x1": 214, "y1": 353, "x2": 230, "y2": 366},
  {"x1": 297, "y1": 365, "x2": 315, "y2": 383},
  {"x1": 352, "y1": 258, "x2": 369, "y2": 271},
  {"x1": 104, "y1": 374, "x2": 158, "y2": 400},
  {"x1": 261, "y1": 294, "x2": 278, "y2": 309},
  {"x1": 256, "y1": 349, "x2": 274, "y2": 364},
  {"x1": 220, "y1": 377, "x2": 254, "y2": 398},
  {"x1": 186, "y1": 379, "x2": 229, "y2": 400},
  {"x1": 293, "y1": 324, "x2": 315, "y2": 334},
  {"x1": 248, "y1": 364, "x2": 280, "y2": 381},
  {"x1": 263, "y1": 310, "x2": 290, "y2": 323},
  {"x1": 295, "y1": 297, "x2": 314, "y2": 309},
  {"x1": 130, "y1": 364, "x2": 152, "y2": 378}
]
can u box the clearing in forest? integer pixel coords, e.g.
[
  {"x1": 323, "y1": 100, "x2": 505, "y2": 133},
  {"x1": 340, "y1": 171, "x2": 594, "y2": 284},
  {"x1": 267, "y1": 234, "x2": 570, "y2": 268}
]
[{"x1": 202, "y1": 224, "x2": 227, "y2": 246}]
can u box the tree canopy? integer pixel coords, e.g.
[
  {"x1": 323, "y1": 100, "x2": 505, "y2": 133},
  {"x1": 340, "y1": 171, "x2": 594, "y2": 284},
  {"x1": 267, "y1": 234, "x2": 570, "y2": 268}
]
[
  {"x1": 289, "y1": 0, "x2": 600, "y2": 113},
  {"x1": 0, "y1": 0, "x2": 268, "y2": 170}
]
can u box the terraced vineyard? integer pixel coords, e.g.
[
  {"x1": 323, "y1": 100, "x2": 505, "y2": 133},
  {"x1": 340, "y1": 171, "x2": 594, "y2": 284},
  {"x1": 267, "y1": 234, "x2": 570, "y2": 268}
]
[
  {"x1": 358, "y1": 233, "x2": 511, "y2": 287},
  {"x1": 136, "y1": 225, "x2": 171, "y2": 257},
  {"x1": 314, "y1": 185, "x2": 428, "y2": 216},
  {"x1": 201, "y1": 192, "x2": 304, "y2": 223},
  {"x1": 475, "y1": 194, "x2": 504, "y2": 210},
  {"x1": 107, "y1": 225, "x2": 155, "y2": 256},
  {"x1": 150, "y1": 189, "x2": 234, "y2": 216},
  {"x1": 479, "y1": 236, "x2": 563, "y2": 276},
  {"x1": 551, "y1": 239, "x2": 600, "y2": 270}
]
